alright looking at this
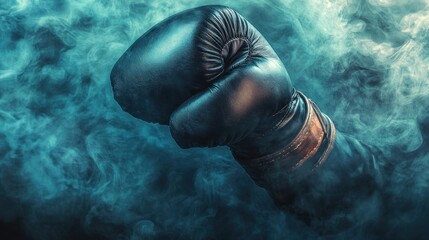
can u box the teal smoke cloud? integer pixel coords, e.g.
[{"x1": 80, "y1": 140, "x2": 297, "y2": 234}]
[{"x1": 0, "y1": 0, "x2": 428, "y2": 239}]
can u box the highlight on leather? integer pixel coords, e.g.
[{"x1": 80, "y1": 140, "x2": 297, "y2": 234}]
[{"x1": 236, "y1": 91, "x2": 336, "y2": 180}]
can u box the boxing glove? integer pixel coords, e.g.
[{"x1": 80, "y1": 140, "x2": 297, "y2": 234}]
[
  {"x1": 111, "y1": 4, "x2": 333, "y2": 161},
  {"x1": 111, "y1": 5, "x2": 383, "y2": 232}
]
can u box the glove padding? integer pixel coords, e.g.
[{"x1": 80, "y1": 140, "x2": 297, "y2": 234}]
[{"x1": 111, "y1": 5, "x2": 302, "y2": 158}]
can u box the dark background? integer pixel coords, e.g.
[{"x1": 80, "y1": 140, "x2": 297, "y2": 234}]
[{"x1": 1, "y1": 0, "x2": 429, "y2": 239}]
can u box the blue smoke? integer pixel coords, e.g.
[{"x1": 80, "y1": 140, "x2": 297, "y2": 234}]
[{"x1": 0, "y1": 0, "x2": 428, "y2": 239}]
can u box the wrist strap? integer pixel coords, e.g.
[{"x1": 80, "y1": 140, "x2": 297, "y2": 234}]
[{"x1": 235, "y1": 91, "x2": 336, "y2": 181}]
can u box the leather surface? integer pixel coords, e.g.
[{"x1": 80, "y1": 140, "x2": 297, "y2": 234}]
[{"x1": 111, "y1": 5, "x2": 300, "y2": 156}]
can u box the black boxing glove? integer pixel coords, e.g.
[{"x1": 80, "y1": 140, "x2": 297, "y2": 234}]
[
  {"x1": 111, "y1": 5, "x2": 334, "y2": 163},
  {"x1": 111, "y1": 5, "x2": 382, "y2": 232}
]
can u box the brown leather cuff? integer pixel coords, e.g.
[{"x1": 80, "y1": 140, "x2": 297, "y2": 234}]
[{"x1": 235, "y1": 91, "x2": 336, "y2": 182}]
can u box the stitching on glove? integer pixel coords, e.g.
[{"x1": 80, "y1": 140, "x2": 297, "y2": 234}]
[{"x1": 220, "y1": 37, "x2": 252, "y2": 71}]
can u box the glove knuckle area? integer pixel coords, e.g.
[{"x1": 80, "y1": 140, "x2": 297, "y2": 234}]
[
  {"x1": 110, "y1": 55, "x2": 189, "y2": 124},
  {"x1": 110, "y1": 8, "x2": 207, "y2": 124}
]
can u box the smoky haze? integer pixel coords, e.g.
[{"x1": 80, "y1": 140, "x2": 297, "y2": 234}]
[{"x1": 0, "y1": 0, "x2": 428, "y2": 239}]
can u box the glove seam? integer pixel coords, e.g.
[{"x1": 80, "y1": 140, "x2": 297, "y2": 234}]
[{"x1": 260, "y1": 88, "x2": 299, "y2": 137}]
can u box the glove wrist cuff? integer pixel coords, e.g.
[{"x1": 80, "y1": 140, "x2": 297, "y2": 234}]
[{"x1": 233, "y1": 91, "x2": 336, "y2": 181}]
